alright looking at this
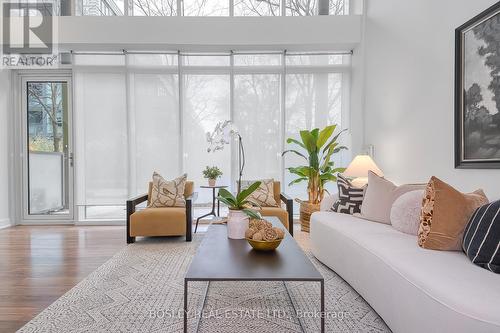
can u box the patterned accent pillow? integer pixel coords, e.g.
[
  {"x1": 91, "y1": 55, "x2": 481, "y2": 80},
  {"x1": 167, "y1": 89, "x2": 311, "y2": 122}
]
[
  {"x1": 148, "y1": 172, "x2": 187, "y2": 208},
  {"x1": 331, "y1": 174, "x2": 365, "y2": 214},
  {"x1": 240, "y1": 179, "x2": 278, "y2": 207},
  {"x1": 462, "y1": 200, "x2": 500, "y2": 274},
  {"x1": 418, "y1": 176, "x2": 488, "y2": 251}
]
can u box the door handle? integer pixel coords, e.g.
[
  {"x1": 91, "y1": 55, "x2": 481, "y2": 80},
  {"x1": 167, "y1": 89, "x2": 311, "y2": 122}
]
[{"x1": 69, "y1": 153, "x2": 74, "y2": 167}]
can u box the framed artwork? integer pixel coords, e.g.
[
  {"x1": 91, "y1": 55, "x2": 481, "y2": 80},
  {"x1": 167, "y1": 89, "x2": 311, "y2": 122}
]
[{"x1": 455, "y1": 2, "x2": 500, "y2": 169}]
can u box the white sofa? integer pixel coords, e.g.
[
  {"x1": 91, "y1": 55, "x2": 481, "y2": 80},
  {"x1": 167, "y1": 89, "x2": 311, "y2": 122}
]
[{"x1": 310, "y1": 195, "x2": 500, "y2": 333}]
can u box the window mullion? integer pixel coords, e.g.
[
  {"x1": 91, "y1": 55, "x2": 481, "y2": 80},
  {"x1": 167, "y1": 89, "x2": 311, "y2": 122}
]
[
  {"x1": 177, "y1": 0, "x2": 183, "y2": 16},
  {"x1": 280, "y1": 50, "x2": 286, "y2": 185},
  {"x1": 178, "y1": 51, "x2": 184, "y2": 174},
  {"x1": 229, "y1": 51, "x2": 236, "y2": 190}
]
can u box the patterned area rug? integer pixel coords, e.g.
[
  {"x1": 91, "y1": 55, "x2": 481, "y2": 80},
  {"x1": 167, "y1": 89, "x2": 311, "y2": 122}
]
[{"x1": 18, "y1": 231, "x2": 390, "y2": 333}]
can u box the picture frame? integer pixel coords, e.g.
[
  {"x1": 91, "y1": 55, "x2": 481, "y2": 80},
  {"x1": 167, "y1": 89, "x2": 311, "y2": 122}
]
[{"x1": 455, "y1": 2, "x2": 500, "y2": 169}]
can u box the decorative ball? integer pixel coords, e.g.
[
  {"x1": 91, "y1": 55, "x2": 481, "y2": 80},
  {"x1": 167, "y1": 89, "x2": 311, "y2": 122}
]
[
  {"x1": 252, "y1": 232, "x2": 263, "y2": 241},
  {"x1": 273, "y1": 227, "x2": 285, "y2": 239},
  {"x1": 263, "y1": 228, "x2": 278, "y2": 241},
  {"x1": 245, "y1": 228, "x2": 257, "y2": 239}
]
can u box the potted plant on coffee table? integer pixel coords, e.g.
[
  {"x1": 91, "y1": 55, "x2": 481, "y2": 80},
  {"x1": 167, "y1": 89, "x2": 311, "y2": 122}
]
[
  {"x1": 202, "y1": 166, "x2": 223, "y2": 186},
  {"x1": 282, "y1": 124, "x2": 348, "y2": 232},
  {"x1": 217, "y1": 181, "x2": 262, "y2": 239}
]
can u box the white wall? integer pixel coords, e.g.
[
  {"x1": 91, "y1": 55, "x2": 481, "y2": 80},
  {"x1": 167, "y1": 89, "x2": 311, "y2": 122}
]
[
  {"x1": 0, "y1": 69, "x2": 11, "y2": 228},
  {"x1": 57, "y1": 15, "x2": 361, "y2": 52},
  {"x1": 363, "y1": 0, "x2": 500, "y2": 199}
]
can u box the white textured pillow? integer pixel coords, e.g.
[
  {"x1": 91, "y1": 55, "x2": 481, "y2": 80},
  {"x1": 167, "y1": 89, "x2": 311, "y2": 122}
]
[
  {"x1": 361, "y1": 171, "x2": 425, "y2": 224},
  {"x1": 390, "y1": 190, "x2": 425, "y2": 235}
]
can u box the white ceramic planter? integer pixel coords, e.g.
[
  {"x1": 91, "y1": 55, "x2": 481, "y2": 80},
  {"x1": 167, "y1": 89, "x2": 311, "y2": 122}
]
[
  {"x1": 208, "y1": 179, "x2": 216, "y2": 187},
  {"x1": 227, "y1": 209, "x2": 249, "y2": 239}
]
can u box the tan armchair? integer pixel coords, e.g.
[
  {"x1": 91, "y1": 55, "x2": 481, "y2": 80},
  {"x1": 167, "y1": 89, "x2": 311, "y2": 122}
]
[
  {"x1": 126, "y1": 181, "x2": 195, "y2": 243},
  {"x1": 253, "y1": 181, "x2": 294, "y2": 237}
]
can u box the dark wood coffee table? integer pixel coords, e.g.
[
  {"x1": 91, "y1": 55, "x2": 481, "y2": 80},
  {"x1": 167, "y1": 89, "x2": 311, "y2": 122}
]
[{"x1": 184, "y1": 217, "x2": 324, "y2": 332}]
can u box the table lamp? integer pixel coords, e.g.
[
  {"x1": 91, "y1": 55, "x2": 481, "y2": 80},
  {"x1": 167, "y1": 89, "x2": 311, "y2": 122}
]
[{"x1": 343, "y1": 155, "x2": 383, "y2": 187}]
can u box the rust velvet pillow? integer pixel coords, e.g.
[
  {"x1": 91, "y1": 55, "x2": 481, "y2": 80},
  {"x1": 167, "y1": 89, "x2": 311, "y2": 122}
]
[{"x1": 418, "y1": 176, "x2": 488, "y2": 251}]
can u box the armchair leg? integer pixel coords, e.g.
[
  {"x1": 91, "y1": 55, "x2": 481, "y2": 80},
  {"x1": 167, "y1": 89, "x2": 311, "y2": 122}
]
[
  {"x1": 186, "y1": 198, "x2": 193, "y2": 242},
  {"x1": 280, "y1": 192, "x2": 294, "y2": 237},
  {"x1": 287, "y1": 203, "x2": 294, "y2": 237}
]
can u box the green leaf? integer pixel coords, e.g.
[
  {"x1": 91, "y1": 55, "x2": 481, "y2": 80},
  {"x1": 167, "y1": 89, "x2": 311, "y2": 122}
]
[
  {"x1": 217, "y1": 196, "x2": 237, "y2": 209},
  {"x1": 287, "y1": 166, "x2": 313, "y2": 178},
  {"x1": 286, "y1": 138, "x2": 306, "y2": 149},
  {"x1": 310, "y1": 128, "x2": 320, "y2": 140},
  {"x1": 320, "y1": 143, "x2": 337, "y2": 171},
  {"x1": 299, "y1": 130, "x2": 316, "y2": 153},
  {"x1": 218, "y1": 188, "x2": 235, "y2": 200},
  {"x1": 317, "y1": 125, "x2": 336, "y2": 149},
  {"x1": 322, "y1": 128, "x2": 348, "y2": 153},
  {"x1": 242, "y1": 208, "x2": 262, "y2": 219},
  {"x1": 333, "y1": 146, "x2": 348, "y2": 154},
  {"x1": 288, "y1": 177, "x2": 307, "y2": 186},
  {"x1": 281, "y1": 149, "x2": 308, "y2": 161},
  {"x1": 320, "y1": 173, "x2": 338, "y2": 181},
  {"x1": 237, "y1": 181, "x2": 261, "y2": 203}
]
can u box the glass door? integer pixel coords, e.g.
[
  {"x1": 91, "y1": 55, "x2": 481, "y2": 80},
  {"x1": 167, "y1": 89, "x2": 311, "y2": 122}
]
[{"x1": 22, "y1": 76, "x2": 74, "y2": 220}]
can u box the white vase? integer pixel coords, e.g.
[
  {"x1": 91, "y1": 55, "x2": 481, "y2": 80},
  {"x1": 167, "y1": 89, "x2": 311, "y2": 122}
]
[{"x1": 227, "y1": 210, "x2": 249, "y2": 239}]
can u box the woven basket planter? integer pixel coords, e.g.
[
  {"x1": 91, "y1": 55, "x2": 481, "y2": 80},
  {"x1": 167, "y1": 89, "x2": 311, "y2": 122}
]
[{"x1": 298, "y1": 200, "x2": 321, "y2": 233}]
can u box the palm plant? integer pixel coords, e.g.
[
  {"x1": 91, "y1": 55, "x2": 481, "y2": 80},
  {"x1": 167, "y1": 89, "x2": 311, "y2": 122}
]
[
  {"x1": 283, "y1": 125, "x2": 348, "y2": 204},
  {"x1": 217, "y1": 181, "x2": 262, "y2": 219}
]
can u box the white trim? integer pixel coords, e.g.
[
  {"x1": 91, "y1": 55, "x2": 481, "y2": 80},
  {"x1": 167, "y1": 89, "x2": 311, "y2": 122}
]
[
  {"x1": 0, "y1": 219, "x2": 11, "y2": 229},
  {"x1": 19, "y1": 75, "x2": 75, "y2": 222},
  {"x1": 76, "y1": 220, "x2": 125, "y2": 226}
]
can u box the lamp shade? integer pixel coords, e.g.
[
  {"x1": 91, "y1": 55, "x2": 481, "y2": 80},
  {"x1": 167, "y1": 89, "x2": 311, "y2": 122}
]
[{"x1": 343, "y1": 155, "x2": 383, "y2": 178}]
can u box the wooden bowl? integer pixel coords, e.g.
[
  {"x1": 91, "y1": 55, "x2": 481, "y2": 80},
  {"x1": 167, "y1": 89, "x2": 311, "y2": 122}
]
[{"x1": 246, "y1": 238, "x2": 283, "y2": 251}]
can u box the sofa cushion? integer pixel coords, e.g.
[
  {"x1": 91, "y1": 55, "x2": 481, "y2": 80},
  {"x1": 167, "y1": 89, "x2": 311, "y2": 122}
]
[
  {"x1": 148, "y1": 172, "x2": 187, "y2": 208},
  {"x1": 463, "y1": 200, "x2": 500, "y2": 274},
  {"x1": 130, "y1": 207, "x2": 186, "y2": 236},
  {"x1": 310, "y1": 211, "x2": 500, "y2": 332},
  {"x1": 361, "y1": 171, "x2": 425, "y2": 224},
  {"x1": 418, "y1": 176, "x2": 488, "y2": 251},
  {"x1": 331, "y1": 174, "x2": 365, "y2": 214},
  {"x1": 390, "y1": 190, "x2": 425, "y2": 235}
]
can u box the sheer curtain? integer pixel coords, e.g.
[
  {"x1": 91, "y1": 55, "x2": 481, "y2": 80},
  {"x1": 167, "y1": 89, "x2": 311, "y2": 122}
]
[
  {"x1": 72, "y1": 52, "x2": 350, "y2": 220},
  {"x1": 128, "y1": 54, "x2": 180, "y2": 194},
  {"x1": 73, "y1": 55, "x2": 128, "y2": 219}
]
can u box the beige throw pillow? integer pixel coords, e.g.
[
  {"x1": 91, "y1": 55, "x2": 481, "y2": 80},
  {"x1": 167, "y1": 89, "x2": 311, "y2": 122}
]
[
  {"x1": 148, "y1": 172, "x2": 187, "y2": 208},
  {"x1": 360, "y1": 171, "x2": 425, "y2": 224},
  {"x1": 240, "y1": 179, "x2": 278, "y2": 207},
  {"x1": 418, "y1": 176, "x2": 488, "y2": 251}
]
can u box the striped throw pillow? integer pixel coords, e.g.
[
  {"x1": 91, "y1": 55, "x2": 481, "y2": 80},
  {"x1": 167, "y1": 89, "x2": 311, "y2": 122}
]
[
  {"x1": 462, "y1": 200, "x2": 500, "y2": 274},
  {"x1": 331, "y1": 174, "x2": 366, "y2": 215}
]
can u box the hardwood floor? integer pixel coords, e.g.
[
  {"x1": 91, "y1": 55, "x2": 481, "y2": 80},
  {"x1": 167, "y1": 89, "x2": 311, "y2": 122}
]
[{"x1": 0, "y1": 225, "x2": 126, "y2": 333}]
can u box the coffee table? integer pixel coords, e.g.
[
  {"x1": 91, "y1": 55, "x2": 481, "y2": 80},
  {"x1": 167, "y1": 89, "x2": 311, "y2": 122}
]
[{"x1": 184, "y1": 217, "x2": 325, "y2": 332}]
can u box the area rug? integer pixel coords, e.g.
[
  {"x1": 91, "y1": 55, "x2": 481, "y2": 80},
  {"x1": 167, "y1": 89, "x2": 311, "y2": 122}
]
[{"x1": 18, "y1": 231, "x2": 390, "y2": 333}]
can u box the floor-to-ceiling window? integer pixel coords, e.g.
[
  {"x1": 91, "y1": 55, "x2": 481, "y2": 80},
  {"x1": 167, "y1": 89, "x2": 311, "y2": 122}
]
[{"x1": 72, "y1": 51, "x2": 350, "y2": 220}]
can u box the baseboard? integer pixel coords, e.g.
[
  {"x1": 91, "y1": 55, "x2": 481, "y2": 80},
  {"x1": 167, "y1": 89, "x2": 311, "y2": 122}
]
[
  {"x1": 0, "y1": 218, "x2": 11, "y2": 229},
  {"x1": 75, "y1": 220, "x2": 125, "y2": 226}
]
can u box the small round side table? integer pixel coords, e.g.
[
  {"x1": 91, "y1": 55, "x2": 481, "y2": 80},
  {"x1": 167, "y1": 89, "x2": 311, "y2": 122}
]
[{"x1": 195, "y1": 185, "x2": 228, "y2": 233}]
